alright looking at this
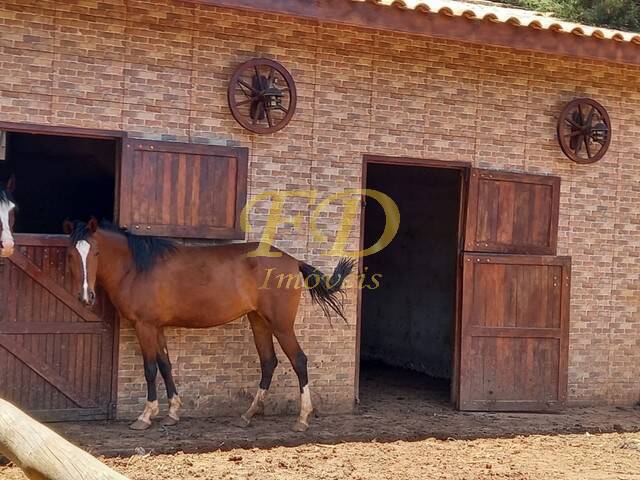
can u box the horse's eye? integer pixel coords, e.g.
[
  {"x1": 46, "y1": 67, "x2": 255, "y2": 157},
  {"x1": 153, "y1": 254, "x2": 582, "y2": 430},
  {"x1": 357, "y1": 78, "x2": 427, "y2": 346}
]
[{"x1": 95, "y1": 252, "x2": 100, "y2": 257}]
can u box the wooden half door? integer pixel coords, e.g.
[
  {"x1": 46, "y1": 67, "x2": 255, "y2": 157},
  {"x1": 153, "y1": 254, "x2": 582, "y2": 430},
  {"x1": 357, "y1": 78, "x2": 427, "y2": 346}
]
[
  {"x1": 119, "y1": 140, "x2": 248, "y2": 239},
  {"x1": 458, "y1": 254, "x2": 570, "y2": 411},
  {"x1": 0, "y1": 236, "x2": 117, "y2": 421},
  {"x1": 457, "y1": 168, "x2": 570, "y2": 411},
  {"x1": 465, "y1": 169, "x2": 560, "y2": 255}
]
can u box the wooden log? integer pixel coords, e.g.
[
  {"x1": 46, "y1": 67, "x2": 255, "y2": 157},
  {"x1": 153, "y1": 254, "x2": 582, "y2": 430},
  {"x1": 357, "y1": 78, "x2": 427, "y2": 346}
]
[{"x1": 0, "y1": 398, "x2": 128, "y2": 480}]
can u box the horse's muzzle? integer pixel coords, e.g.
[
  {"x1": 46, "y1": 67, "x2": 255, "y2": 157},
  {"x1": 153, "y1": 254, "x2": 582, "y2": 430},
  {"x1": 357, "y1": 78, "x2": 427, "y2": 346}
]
[
  {"x1": 0, "y1": 233, "x2": 15, "y2": 257},
  {"x1": 79, "y1": 291, "x2": 96, "y2": 307}
]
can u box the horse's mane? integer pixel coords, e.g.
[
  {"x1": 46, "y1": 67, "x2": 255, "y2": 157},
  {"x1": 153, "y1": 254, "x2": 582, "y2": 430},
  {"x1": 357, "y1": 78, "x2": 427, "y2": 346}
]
[{"x1": 69, "y1": 220, "x2": 177, "y2": 273}]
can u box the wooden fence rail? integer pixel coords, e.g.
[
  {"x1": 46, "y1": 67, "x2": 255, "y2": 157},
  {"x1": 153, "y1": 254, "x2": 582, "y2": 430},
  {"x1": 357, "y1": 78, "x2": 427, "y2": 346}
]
[{"x1": 0, "y1": 398, "x2": 128, "y2": 480}]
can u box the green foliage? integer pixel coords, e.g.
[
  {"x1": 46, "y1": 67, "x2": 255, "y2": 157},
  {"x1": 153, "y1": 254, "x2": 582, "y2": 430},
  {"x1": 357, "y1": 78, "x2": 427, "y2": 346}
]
[{"x1": 498, "y1": 0, "x2": 640, "y2": 32}]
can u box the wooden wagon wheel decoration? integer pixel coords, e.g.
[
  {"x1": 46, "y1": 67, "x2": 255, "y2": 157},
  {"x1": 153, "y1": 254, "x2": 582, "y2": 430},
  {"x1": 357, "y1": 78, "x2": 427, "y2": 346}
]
[
  {"x1": 557, "y1": 98, "x2": 611, "y2": 164},
  {"x1": 228, "y1": 58, "x2": 297, "y2": 134}
]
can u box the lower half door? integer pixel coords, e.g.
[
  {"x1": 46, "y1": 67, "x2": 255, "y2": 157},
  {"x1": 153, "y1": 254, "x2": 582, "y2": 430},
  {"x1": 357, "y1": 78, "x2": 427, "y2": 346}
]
[
  {"x1": 0, "y1": 235, "x2": 117, "y2": 421},
  {"x1": 458, "y1": 253, "x2": 570, "y2": 411}
]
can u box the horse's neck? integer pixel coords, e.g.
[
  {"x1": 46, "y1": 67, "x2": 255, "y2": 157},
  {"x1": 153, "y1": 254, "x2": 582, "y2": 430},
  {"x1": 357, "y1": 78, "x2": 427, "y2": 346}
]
[{"x1": 96, "y1": 230, "x2": 135, "y2": 297}]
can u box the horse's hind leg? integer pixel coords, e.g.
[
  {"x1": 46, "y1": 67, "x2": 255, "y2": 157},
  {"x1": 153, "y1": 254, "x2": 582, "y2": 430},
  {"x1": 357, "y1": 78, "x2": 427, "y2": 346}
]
[
  {"x1": 130, "y1": 322, "x2": 161, "y2": 430},
  {"x1": 237, "y1": 311, "x2": 278, "y2": 427},
  {"x1": 157, "y1": 328, "x2": 182, "y2": 426},
  {"x1": 274, "y1": 328, "x2": 312, "y2": 432}
]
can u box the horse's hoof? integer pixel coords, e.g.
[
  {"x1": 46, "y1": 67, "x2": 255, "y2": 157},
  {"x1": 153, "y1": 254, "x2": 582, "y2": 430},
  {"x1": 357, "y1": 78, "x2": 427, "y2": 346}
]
[
  {"x1": 291, "y1": 421, "x2": 309, "y2": 432},
  {"x1": 162, "y1": 416, "x2": 179, "y2": 427},
  {"x1": 232, "y1": 416, "x2": 252, "y2": 428},
  {"x1": 129, "y1": 419, "x2": 151, "y2": 431}
]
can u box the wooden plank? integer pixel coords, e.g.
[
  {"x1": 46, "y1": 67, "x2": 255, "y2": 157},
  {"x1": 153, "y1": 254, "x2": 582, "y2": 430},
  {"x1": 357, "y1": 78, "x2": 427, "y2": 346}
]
[
  {"x1": 177, "y1": 153, "x2": 187, "y2": 226},
  {"x1": 118, "y1": 141, "x2": 135, "y2": 229},
  {"x1": 7, "y1": 250, "x2": 103, "y2": 324},
  {"x1": 0, "y1": 323, "x2": 107, "y2": 334},
  {"x1": 0, "y1": 337, "x2": 97, "y2": 408},
  {"x1": 362, "y1": 154, "x2": 471, "y2": 170},
  {"x1": 466, "y1": 326, "x2": 561, "y2": 338},
  {"x1": 465, "y1": 169, "x2": 561, "y2": 255},
  {"x1": 464, "y1": 253, "x2": 571, "y2": 266},
  {"x1": 161, "y1": 152, "x2": 171, "y2": 226},
  {"x1": 170, "y1": 152, "x2": 180, "y2": 226},
  {"x1": 127, "y1": 224, "x2": 246, "y2": 239},
  {"x1": 496, "y1": 181, "x2": 515, "y2": 245},
  {"x1": 190, "y1": 154, "x2": 201, "y2": 227},
  {"x1": 199, "y1": 152, "x2": 211, "y2": 228},
  {"x1": 225, "y1": 156, "x2": 238, "y2": 228},
  {"x1": 0, "y1": 121, "x2": 126, "y2": 139},
  {"x1": 559, "y1": 260, "x2": 571, "y2": 405},
  {"x1": 25, "y1": 407, "x2": 109, "y2": 422},
  {"x1": 211, "y1": 156, "x2": 226, "y2": 227},
  {"x1": 460, "y1": 399, "x2": 565, "y2": 412},
  {"x1": 4, "y1": 260, "x2": 18, "y2": 322}
]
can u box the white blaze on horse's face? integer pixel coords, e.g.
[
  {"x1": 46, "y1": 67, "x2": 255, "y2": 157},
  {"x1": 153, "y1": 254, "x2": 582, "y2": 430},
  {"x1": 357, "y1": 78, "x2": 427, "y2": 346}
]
[
  {"x1": 76, "y1": 240, "x2": 91, "y2": 303},
  {"x1": 0, "y1": 200, "x2": 15, "y2": 257}
]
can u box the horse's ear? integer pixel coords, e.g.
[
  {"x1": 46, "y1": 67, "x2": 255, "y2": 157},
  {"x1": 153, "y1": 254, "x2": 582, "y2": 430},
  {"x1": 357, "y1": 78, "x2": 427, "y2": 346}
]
[
  {"x1": 5, "y1": 175, "x2": 15, "y2": 193},
  {"x1": 62, "y1": 220, "x2": 74, "y2": 235},
  {"x1": 87, "y1": 217, "x2": 98, "y2": 233}
]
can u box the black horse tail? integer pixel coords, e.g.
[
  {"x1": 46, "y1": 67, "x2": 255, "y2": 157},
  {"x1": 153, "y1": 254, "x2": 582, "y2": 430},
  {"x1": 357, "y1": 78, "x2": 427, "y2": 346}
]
[{"x1": 299, "y1": 258, "x2": 356, "y2": 323}]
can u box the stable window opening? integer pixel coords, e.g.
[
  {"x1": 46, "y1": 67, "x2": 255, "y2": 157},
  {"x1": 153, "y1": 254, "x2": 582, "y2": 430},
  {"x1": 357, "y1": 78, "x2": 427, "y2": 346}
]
[{"x1": 0, "y1": 132, "x2": 117, "y2": 235}]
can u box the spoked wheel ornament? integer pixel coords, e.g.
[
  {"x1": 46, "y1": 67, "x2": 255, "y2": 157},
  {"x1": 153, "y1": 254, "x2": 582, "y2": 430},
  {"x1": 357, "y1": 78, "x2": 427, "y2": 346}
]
[
  {"x1": 557, "y1": 98, "x2": 611, "y2": 164},
  {"x1": 228, "y1": 58, "x2": 297, "y2": 134}
]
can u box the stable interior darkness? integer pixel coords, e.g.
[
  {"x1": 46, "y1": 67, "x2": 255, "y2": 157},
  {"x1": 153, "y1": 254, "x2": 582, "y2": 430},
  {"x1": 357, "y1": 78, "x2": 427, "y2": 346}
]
[
  {"x1": 0, "y1": 132, "x2": 116, "y2": 234},
  {"x1": 360, "y1": 163, "x2": 461, "y2": 394}
]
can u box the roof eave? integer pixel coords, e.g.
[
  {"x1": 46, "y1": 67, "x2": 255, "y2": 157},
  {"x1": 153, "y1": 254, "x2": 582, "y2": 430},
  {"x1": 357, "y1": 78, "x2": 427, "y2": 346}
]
[{"x1": 189, "y1": 0, "x2": 640, "y2": 67}]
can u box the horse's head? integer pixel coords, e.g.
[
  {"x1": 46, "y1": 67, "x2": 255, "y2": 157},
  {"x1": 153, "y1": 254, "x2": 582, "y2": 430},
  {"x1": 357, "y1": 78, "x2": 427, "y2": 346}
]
[
  {"x1": 63, "y1": 217, "x2": 100, "y2": 307},
  {"x1": 0, "y1": 175, "x2": 17, "y2": 257}
]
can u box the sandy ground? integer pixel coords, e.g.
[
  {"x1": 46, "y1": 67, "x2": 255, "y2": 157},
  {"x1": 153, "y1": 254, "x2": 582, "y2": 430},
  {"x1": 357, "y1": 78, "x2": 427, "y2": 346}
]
[
  {"x1": 2, "y1": 432, "x2": 640, "y2": 479},
  {"x1": 2, "y1": 365, "x2": 640, "y2": 479}
]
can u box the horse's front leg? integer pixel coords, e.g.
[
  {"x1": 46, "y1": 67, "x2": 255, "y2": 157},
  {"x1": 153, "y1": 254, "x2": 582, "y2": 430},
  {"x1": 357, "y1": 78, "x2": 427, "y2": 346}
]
[
  {"x1": 157, "y1": 328, "x2": 182, "y2": 426},
  {"x1": 129, "y1": 323, "x2": 161, "y2": 431}
]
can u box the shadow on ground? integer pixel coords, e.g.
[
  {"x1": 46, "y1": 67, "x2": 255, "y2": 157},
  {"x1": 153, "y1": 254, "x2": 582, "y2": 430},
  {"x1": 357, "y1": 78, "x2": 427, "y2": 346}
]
[{"x1": 48, "y1": 364, "x2": 640, "y2": 457}]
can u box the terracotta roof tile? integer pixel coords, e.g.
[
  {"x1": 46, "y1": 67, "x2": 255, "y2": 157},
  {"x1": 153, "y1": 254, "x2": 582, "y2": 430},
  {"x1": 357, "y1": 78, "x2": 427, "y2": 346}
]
[{"x1": 352, "y1": 0, "x2": 640, "y2": 44}]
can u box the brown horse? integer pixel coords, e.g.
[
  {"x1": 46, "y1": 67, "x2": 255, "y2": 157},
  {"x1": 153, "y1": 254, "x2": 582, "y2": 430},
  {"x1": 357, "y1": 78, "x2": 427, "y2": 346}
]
[
  {"x1": 63, "y1": 218, "x2": 354, "y2": 431},
  {"x1": 0, "y1": 175, "x2": 17, "y2": 258}
]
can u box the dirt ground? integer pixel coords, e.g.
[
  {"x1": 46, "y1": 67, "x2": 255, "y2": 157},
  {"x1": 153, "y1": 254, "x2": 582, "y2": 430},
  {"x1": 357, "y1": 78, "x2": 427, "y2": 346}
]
[
  {"x1": 2, "y1": 365, "x2": 640, "y2": 479},
  {"x1": 4, "y1": 432, "x2": 640, "y2": 480}
]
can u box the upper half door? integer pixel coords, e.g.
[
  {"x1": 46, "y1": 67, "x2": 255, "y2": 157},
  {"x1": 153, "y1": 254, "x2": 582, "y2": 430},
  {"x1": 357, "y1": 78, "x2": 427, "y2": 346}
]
[
  {"x1": 458, "y1": 253, "x2": 570, "y2": 411},
  {"x1": 119, "y1": 140, "x2": 248, "y2": 239},
  {"x1": 465, "y1": 169, "x2": 560, "y2": 255}
]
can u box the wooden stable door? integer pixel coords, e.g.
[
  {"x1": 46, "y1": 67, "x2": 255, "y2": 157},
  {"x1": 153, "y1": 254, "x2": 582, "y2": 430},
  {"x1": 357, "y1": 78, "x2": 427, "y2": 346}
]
[
  {"x1": 457, "y1": 169, "x2": 570, "y2": 411},
  {"x1": 0, "y1": 237, "x2": 117, "y2": 421},
  {"x1": 459, "y1": 254, "x2": 570, "y2": 410},
  {"x1": 119, "y1": 140, "x2": 248, "y2": 239}
]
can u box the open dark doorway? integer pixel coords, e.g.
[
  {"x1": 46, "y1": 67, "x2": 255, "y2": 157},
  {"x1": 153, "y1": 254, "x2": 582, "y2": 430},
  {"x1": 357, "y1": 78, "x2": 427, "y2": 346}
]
[
  {"x1": 0, "y1": 132, "x2": 117, "y2": 234},
  {"x1": 359, "y1": 160, "x2": 463, "y2": 406},
  {"x1": 0, "y1": 126, "x2": 120, "y2": 422}
]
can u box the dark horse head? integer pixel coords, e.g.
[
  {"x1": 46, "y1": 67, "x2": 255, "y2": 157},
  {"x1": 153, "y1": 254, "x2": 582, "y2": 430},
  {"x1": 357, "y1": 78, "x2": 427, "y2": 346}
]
[{"x1": 0, "y1": 175, "x2": 17, "y2": 257}]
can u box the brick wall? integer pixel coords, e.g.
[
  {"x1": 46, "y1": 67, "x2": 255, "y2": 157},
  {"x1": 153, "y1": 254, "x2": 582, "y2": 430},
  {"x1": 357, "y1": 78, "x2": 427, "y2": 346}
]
[{"x1": 1, "y1": 0, "x2": 639, "y2": 417}]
